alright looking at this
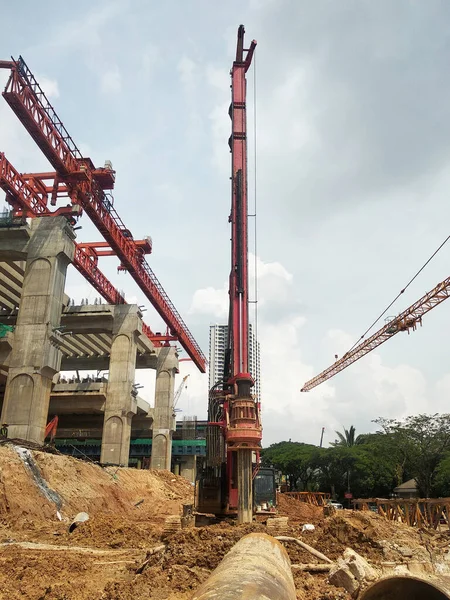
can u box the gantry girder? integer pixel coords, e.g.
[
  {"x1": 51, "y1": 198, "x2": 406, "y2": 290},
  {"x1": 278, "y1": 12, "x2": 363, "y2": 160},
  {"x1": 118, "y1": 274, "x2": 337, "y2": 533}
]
[
  {"x1": 0, "y1": 57, "x2": 206, "y2": 371},
  {"x1": 0, "y1": 151, "x2": 172, "y2": 346}
]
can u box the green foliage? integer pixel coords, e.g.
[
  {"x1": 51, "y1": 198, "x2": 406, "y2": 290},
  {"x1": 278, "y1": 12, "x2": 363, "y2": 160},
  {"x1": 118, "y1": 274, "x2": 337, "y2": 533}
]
[
  {"x1": 311, "y1": 446, "x2": 355, "y2": 497},
  {"x1": 348, "y1": 436, "x2": 398, "y2": 498},
  {"x1": 433, "y1": 453, "x2": 450, "y2": 497},
  {"x1": 374, "y1": 414, "x2": 450, "y2": 497},
  {"x1": 331, "y1": 425, "x2": 365, "y2": 447},
  {"x1": 262, "y1": 414, "x2": 450, "y2": 500},
  {"x1": 261, "y1": 441, "x2": 317, "y2": 490}
]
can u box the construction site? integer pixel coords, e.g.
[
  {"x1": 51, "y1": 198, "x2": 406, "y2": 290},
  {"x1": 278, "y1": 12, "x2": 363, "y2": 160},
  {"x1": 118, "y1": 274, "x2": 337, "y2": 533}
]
[{"x1": 2, "y1": 10, "x2": 450, "y2": 600}]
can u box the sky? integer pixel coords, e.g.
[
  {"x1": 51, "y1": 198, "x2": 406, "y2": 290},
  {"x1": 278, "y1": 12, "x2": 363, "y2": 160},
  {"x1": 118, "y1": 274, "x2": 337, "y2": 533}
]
[{"x1": 2, "y1": 0, "x2": 450, "y2": 447}]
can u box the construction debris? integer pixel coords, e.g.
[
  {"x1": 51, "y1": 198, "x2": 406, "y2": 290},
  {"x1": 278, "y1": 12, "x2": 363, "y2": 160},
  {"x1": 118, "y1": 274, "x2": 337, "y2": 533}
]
[
  {"x1": 266, "y1": 516, "x2": 289, "y2": 534},
  {"x1": 163, "y1": 515, "x2": 182, "y2": 536},
  {"x1": 328, "y1": 560, "x2": 360, "y2": 597},
  {"x1": 276, "y1": 536, "x2": 333, "y2": 563},
  {"x1": 291, "y1": 563, "x2": 332, "y2": 572},
  {"x1": 329, "y1": 548, "x2": 381, "y2": 597},
  {"x1": 69, "y1": 512, "x2": 89, "y2": 533},
  {"x1": 135, "y1": 544, "x2": 166, "y2": 574}
]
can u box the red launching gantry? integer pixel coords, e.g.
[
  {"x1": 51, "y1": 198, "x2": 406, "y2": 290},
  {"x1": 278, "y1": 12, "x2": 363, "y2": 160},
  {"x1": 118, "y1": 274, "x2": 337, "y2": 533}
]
[{"x1": 0, "y1": 57, "x2": 206, "y2": 368}]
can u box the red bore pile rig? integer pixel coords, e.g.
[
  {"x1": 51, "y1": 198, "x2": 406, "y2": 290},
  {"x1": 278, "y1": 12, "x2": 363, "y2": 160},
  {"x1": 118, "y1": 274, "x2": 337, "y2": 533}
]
[{"x1": 197, "y1": 25, "x2": 262, "y2": 524}]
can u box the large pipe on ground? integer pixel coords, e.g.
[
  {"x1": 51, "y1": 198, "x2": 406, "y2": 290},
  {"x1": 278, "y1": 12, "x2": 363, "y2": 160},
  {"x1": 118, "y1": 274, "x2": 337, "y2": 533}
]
[
  {"x1": 360, "y1": 576, "x2": 450, "y2": 600},
  {"x1": 191, "y1": 533, "x2": 296, "y2": 600}
]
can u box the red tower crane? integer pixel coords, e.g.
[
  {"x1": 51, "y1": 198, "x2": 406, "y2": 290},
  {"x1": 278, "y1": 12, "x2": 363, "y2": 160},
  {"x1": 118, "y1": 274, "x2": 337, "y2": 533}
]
[
  {"x1": 0, "y1": 57, "x2": 206, "y2": 370},
  {"x1": 301, "y1": 274, "x2": 450, "y2": 392},
  {"x1": 196, "y1": 26, "x2": 262, "y2": 524}
]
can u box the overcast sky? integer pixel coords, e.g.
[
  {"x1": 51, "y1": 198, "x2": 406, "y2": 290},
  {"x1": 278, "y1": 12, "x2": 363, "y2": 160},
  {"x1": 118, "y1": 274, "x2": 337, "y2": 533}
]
[{"x1": 2, "y1": 0, "x2": 450, "y2": 447}]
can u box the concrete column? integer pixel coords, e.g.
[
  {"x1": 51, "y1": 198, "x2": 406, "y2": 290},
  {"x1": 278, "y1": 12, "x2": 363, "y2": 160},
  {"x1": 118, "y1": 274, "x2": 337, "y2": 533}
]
[
  {"x1": 1, "y1": 217, "x2": 75, "y2": 442},
  {"x1": 100, "y1": 305, "x2": 139, "y2": 467},
  {"x1": 150, "y1": 346, "x2": 177, "y2": 470},
  {"x1": 180, "y1": 455, "x2": 196, "y2": 483}
]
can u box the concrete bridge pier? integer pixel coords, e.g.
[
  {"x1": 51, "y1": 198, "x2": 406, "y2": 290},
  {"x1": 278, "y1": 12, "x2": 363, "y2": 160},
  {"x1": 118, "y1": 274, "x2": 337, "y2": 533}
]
[
  {"x1": 1, "y1": 217, "x2": 75, "y2": 443},
  {"x1": 150, "y1": 346, "x2": 177, "y2": 470},
  {"x1": 100, "y1": 304, "x2": 139, "y2": 467}
]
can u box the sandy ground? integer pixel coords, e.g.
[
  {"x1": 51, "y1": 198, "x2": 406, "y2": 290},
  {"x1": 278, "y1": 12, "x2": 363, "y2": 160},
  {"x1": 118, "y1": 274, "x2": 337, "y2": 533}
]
[{"x1": 0, "y1": 444, "x2": 447, "y2": 600}]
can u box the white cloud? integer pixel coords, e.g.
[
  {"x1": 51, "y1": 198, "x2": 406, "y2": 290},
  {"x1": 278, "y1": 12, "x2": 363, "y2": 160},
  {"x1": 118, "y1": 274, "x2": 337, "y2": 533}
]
[
  {"x1": 208, "y1": 101, "x2": 230, "y2": 175},
  {"x1": 189, "y1": 283, "x2": 228, "y2": 319},
  {"x1": 206, "y1": 65, "x2": 229, "y2": 92},
  {"x1": 141, "y1": 45, "x2": 160, "y2": 78},
  {"x1": 258, "y1": 65, "x2": 320, "y2": 155},
  {"x1": 100, "y1": 66, "x2": 122, "y2": 95},
  {"x1": 36, "y1": 75, "x2": 59, "y2": 98},
  {"x1": 250, "y1": 253, "x2": 293, "y2": 281},
  {"x1": 249, "y1": 0, "x2": 278, "y2": 8},
  {"x1": 48, "y1": 2, "x2": 127, "y2": 51},
  {"x1": 177, "y1": 56, "x2": 197, "y2": 90},
  {"x1": 0, "y1": 72, "x2": 52, "y2": 170},
  {"x1": 189, "y1": 253, "x2": 293, "y2": 319}
]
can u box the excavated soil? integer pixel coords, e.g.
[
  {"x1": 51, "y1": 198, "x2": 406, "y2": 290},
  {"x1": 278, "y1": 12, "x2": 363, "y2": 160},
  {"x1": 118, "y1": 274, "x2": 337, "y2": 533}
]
[
  {"x1": 276, "y1": 492, "x2": 325, "y2": 523},
  {"x1": 0, "y1": 443, "x2": 448, "y2": 599}
]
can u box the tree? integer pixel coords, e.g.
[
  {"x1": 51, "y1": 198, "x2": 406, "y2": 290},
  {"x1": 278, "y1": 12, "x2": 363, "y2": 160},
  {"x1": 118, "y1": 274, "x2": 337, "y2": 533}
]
[
  {"x1": 374, "y1": 414, "x2": 450, "y2": 497},
  {"x1": 349, "y1": 435, "x2": 400, "y2": 498},
  {"x1": 332, "y1": 425, "x2": 364, "y2": 447},
  {"x1": 261, "y1": 441, "x2": 317, "y2": 490},
  {"x1": 432, "y1": 452, "x2": 450, "y2": 497},
  {"x1": 311, "y1": 447, "x2": 356, "y2": 498}
]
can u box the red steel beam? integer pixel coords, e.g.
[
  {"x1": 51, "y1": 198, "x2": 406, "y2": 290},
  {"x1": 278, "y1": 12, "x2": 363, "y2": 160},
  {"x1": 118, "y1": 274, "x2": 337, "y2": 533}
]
[
  {"x1": 78, "y1": 239, "x2": 152, "y2": 256},
  {"x1": 1, "y1": 56, "x2": 206, "y2": 372},
  {"x1": 0, "y1": 152, "x2": 169, "y2": 346},
  {"x1": 301, "y1": 275, "x2": 450, "y2": 391}
]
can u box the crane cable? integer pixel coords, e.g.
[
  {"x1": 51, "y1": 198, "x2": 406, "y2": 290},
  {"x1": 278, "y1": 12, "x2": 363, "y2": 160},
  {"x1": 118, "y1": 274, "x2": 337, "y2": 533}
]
[{"x1": 347, "y1": 233, "x2": 450, "y2": 354}]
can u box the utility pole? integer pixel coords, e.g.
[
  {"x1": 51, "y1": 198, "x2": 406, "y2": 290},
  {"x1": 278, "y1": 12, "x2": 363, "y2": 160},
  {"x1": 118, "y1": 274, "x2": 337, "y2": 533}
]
[{"x1": 319, "y1": 427, "x2": 325, "y2": 448}]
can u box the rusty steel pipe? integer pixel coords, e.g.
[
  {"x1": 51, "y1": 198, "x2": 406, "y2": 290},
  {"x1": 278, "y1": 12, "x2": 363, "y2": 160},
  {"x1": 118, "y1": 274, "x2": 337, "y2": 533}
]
[
  {"x1": 360, "y1": 576, "x2": 450, "y2": 600},
  {"x1": 191, "y1": 533, "x2": 296, "y2": 600}
]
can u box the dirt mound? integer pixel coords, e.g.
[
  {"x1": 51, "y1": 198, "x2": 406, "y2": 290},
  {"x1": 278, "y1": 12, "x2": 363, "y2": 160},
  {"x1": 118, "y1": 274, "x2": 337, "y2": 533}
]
[
  {"x1": 0, "y1": 545, "x2": 140, "y2": 600},
  {"x1": 0, "y1": 445, "x2": 193, "y2": 529},
  {"x1": 277, "y1": 493, "x2": 324, "y2": 523}
]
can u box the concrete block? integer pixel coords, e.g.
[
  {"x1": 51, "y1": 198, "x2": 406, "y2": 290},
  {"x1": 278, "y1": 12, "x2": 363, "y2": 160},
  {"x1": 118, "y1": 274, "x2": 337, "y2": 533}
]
[
  {"x1": 398, "y1": 546, "x2": 414, "y2": 558},
  {"x1": 329, "y1": 559, "x2": 359, "y2": 596},
  {"x1": 343, "y1": 547, "x2": 379, "y2": 581},
  {"x1": 407, "y1": 561, "x2": 434, "y2": 576},
  {"x1": 266, "y1": 517, "x2": 289, "y2": 535}
]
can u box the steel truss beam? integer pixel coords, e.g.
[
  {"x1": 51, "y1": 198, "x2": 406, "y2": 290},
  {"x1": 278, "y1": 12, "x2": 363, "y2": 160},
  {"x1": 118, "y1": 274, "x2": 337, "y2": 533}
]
[{"x1": 1, "y1": 57, "x2": 206, "y2": 372}]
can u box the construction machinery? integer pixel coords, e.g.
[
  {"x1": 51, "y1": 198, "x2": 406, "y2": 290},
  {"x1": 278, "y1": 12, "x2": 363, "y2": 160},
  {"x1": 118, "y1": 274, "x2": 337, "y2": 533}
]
[
  {"x1": 173, "y1": 375, "x2": 190, "y2": 411},
  {"x1": 196, "y1": 25, "x2": 273, "y2": 523},
  {"x1": 171, "y1": 374, "x2": 190, "y2": 429},
  {"x1": 0, "y1": 58, "x2": 206, "y2": 373},
  {"x1": 44, "y1": 416, "x2": 58, "y2": 444},
  {"x1": 302, "y1": 264, "x2": 450, "y2": 392}
]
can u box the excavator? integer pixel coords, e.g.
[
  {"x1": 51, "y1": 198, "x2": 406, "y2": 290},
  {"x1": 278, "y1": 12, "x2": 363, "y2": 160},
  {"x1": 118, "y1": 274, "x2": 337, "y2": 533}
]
[{"x1": 195, "y1": 26, "x2": 276, "y2": 523}]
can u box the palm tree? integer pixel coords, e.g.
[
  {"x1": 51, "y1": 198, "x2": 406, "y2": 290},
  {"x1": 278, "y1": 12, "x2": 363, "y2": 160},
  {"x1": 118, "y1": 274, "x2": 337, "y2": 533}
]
[
  {"x1": 333, "y1": 425, "x2": 363, "y2": 447},
  {"x1": 331, "y1": 425, "x2": 364, "y2": 499}
]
